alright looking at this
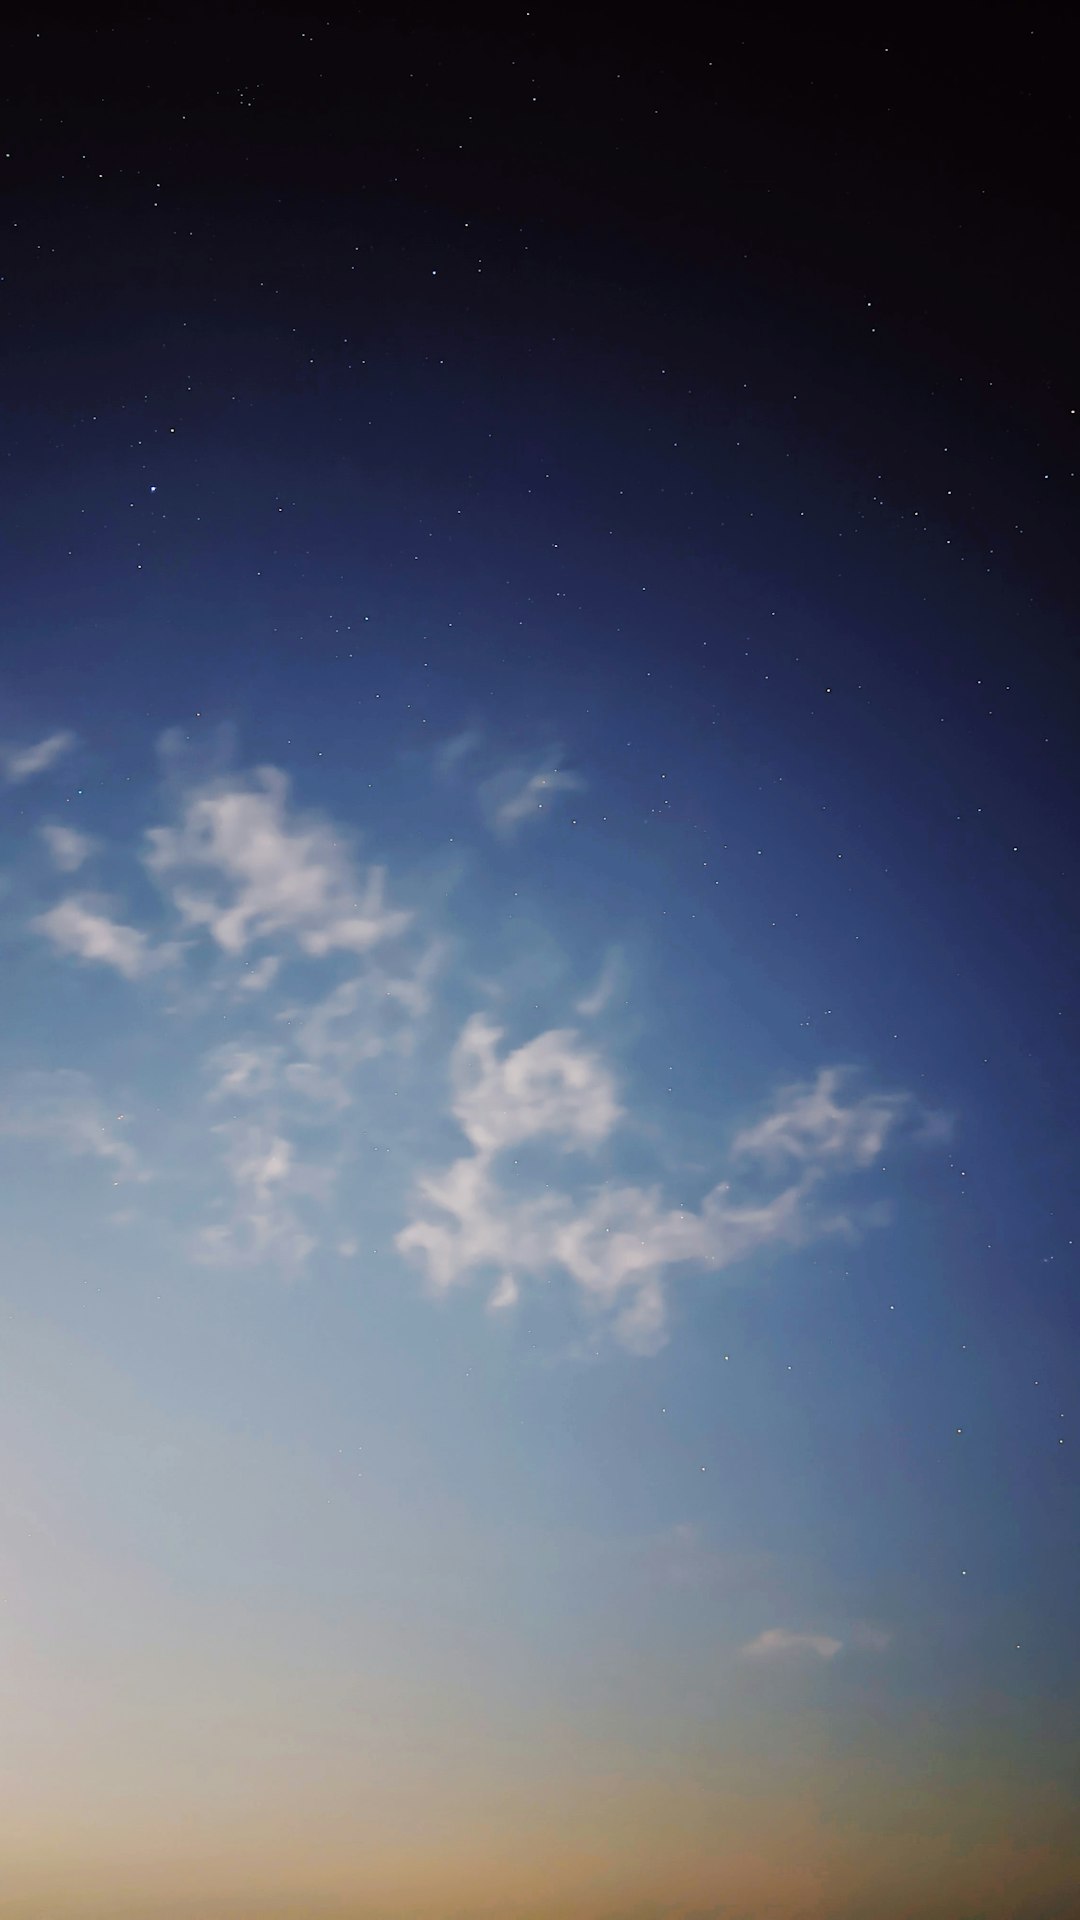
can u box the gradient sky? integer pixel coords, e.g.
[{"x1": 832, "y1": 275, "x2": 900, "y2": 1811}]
[{"x1": 1, "y1": 14, "x2": 1078, "y2": 1920}]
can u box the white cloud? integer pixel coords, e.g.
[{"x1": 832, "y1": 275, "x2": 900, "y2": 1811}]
[
  {"x1": 144, "y1": 765, "x2": 410, "y2": 960},
  {"x1": 551, "y1": 1177, "x2": 817, "y2": 1353},
  {"x1": 204, "y1": 1042, "x2": 281, "y2": 1104},
  {"x1": 0, "y1": 1069, "x2": 137, "y2": 1178},
  {"x1": 487, "y1": 1273, "x2": 519, "y2": 1313},
  {"x1": 397, "y1": 1152, "x2": 550, "y2": 1296},
  {"x1": 575, "y1": 950, "x2": 622, "y2": 1018},
  {"x1": 398, "y1": 1148, "x2": 820, "y2": 1356},
  {"x1": 450, "y1": 1013, "x2": 621, "y2": 1155},
  {"x1": 742, "y1": 1628, "x2": 843, "y2": 1662},
  {"x1": 198, "y1": 1027, "x2": 351, "y2": 1265},
  {"x1": 1, "y1": 731, "x2": 75, "y2": 785},
  {"x1": 32, "y1": 896, "x2": 160, "y2": 982},
  {"x1": 732, "y1": 1067, "x2": 911, "y2": 1170},
  {"x1": 482, "y1": 759, "x2": 585, "y2": 837},
  {"x1": 397, "y1": 1019, "x2": 932, "y2": 1353},
  {"x1": 196, "y1": 1119, "x2": 332, "y2": 1271},
  {"x1": 271, "y1": 946, "x2": 441, "y2": 1110},
  {"x1": 200, "y1": 941, "x2": 441, "y2": 1167},
  {"x1": 39, "y1": 822, "x2": 96, "y2": 872}
]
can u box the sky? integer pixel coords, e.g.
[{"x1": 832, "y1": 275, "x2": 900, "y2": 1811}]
[{"x1": 0, "y1": 12, "x2": 1078, "y2": 1919}]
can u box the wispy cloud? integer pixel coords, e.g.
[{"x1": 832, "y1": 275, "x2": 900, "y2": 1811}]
[
  {"x1": 204, "y1": 1041, "x2": 281, "y2": 1104},
  {"x1": 398, "y1": 1025, "x2": 938, "y2": 1354},
  {"x1": 575, "y1": 949, "x2": 622, "y2": 1018},
  {"x1": 0, "y1": 1069, "x2": 137, "y2": 1178},
  {"x1": 741, "y1": 1628, "x2": 843, "y2": 1662},
  {"x1": 39, "y1": 822, "x2": 97, "y2": 873},
  {"x1": 434, "y1": 727, "x2": 482, "y2": 775},
  {"x1": 741, "y1": 1622, "x2": 892, "y2": 1661},
  {"x1": 232, "y1": 984, "x2": 435, "y2": 1142},
  {"x1": 144, "y1": 764, "x2": 410, "y2": 960},
  {"x1": 190, "y1": 927, "x2": 443, "y2": 1264},
  {"x1": 550, "y1": 1178, "x2": 817, "y2": 1354},
  {"x1": 480, "y1": 756, "x2": 585, "y2": 837},
  {"x1": 1, "y1": 730, "x2": 75, "y2": 785},
  {"x1": 732, "y1": 1067, "x2": 916, "y2": 1170},
  {"x1": 196, "y1": 1119, "x2": 333, "y2": 1271},
  {"x1": 487, "y1": 1272, "x2": 520, "y2": 1313},
  {"x1": 32, "y1": 896, "x2": 164, "y2": 982}
]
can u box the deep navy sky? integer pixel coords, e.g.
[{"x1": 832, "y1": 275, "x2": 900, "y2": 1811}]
[{"x1": 1, "y1": 13, "x2": 1077, "y2": 1919}]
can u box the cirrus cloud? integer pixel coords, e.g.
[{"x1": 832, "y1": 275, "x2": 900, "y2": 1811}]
[{"x1": 1, "y1": 730, "x2": 75, "y2": 785}]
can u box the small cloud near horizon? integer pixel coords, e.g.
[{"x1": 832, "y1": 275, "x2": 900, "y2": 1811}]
[{"x1": 742, "y1": 1628, "x2": 843, "y2": 1662}]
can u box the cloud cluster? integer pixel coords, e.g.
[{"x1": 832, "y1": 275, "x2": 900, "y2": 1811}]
[
  {"x1": 397, "y1": 1013, "x2": 924, "y2": 1352},
  {"x1": 193, "y1": 935, "x2": 442, "y2": 1267},
  {"x1": 9, "y1": 726, "x2": 947, "y2": 1343},
  {"x1": 16, "y1": 747, "x2": 431, "y2": 1269},
  {"x1": 144, "y1": 765, "x2": 409, "y2": 959},
  {"x1": 28, "y1": 759, "x2": 413, "y2": 996},
  {"x1": 451, "y1": 1013, "x2": 621, "y2": 1154}
]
